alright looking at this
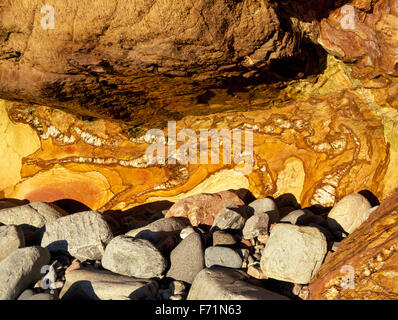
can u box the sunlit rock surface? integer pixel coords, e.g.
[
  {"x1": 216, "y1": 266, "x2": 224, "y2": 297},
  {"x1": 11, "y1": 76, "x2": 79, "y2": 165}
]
[
  {"x1": 0, "y1": 0, "x2": 397, "y2": 214},
  {"x1": 309, "y1": 190, "x2": 398, "y2": 300}
]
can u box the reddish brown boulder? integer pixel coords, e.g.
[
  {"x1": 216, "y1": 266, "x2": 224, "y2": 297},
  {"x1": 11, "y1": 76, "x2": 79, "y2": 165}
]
[
  {"x1": 309, "y1": 190, "x2": 398, "y2": 300},
  {"x1": 166, "y1": 191, "x2": 245, "y2": 226}
]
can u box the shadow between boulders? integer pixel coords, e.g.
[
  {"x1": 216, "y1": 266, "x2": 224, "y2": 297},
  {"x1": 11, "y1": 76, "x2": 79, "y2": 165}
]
[
  {"x1": 358, "y1": 189, "x2": 380, "y2": 207},
  {"x1": 51, "y1": 199, "x2": 92, "y2": 214},
  {"x1": 61, "y1": 281, "x2": 99, "y2": 300},
  {"x1": 103, "y1": 200, "x2": 174, "y2": 235}
]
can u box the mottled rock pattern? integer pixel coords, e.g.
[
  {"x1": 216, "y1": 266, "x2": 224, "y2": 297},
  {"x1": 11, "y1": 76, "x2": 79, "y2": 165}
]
[
  {"x1": 261, "y1": 224, "x2": 327, "y2": 284},
  {"x1": 41, "y1": 211, "x2": 113, "y2": 261},
  {"x1": 309, "y1": 190, "x2": 398, "y2": 300},
  {"x1": 167, "y1": 232, "x2": 204, "y2": 284},
  {"x1": 327, "y1": 193, "x2": 372, "y2": 234},
  {"x1": 205, "y1": 246, "x2": 242, "y2": 269},
  {"x1": 102, "y1": 236, "x2": 167, "y2": 279},
  {"x1": 60, "y1": 267, "x2": 158, "y2": 300},
  {"x1": 166, "y1": 191, "x2": 245, "y2": 226},
  {"x1": 0, "y1": 225, "x2": 25, "y2": 261},
  {"x1": 188, "y1": 267, "x2": 289, "y2": 300},
  {"x1": 0, "y1": 246, "x2": 50, "y2": 300}
]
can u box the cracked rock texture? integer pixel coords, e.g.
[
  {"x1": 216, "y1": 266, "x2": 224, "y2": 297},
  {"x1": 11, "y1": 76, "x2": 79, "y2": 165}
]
[{"x1": 41, "y1": 210, "x2": 113, "y2": 261}]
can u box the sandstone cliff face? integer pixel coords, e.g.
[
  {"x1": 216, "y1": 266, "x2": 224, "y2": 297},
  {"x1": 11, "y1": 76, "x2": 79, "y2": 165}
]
[
  {"x1": 0, "y1": 0, "x2": 397, "y2": 214},
  {"x1": 309, "y1": 190, "x2": 398, "y2": 300}
]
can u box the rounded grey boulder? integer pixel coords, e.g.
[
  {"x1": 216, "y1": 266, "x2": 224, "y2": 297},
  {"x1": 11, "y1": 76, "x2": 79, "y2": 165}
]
[
  {"x1": 205, "y1": 246, "x2": 242, "y2": 269},
  {"x1": 102, "y1": 235, "x2": 167, "y2": 279}
]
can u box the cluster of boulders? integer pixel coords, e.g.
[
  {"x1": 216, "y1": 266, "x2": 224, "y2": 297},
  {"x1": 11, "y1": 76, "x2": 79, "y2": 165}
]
[{"x1": 0, "y1": 191, "x2": 378, "y2": 300}]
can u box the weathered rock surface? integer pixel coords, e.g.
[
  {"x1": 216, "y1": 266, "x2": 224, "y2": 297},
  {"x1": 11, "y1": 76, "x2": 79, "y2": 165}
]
[
  {"x1": 242, "y1": 213, "x2": 269, "y2": 240},
  {"x1": 187, "y1": 267, "x2": 289, "y2": 300},
  {"x1": 166, "y1": 191, "x2": 245, "y2": 226},
  {"x1": 205, "y1": 246, "x2": 242, "y2": 269},
  {"x1": 212, "y1": 231, "x2": 236, "y2": 246},
  {"x1": 327, "y1": 193, "x2": 372, "y2": 234},
  {"x1": 0, "y1": 225, "x2": 25, "y2": 261},
  {"x1": 0, "y1": 202, "x2": 66, "y2": 230},
  {"x1": 41, "y1": 211, "x2": 113, "y2": 261},
  {"x1": 260, "y1": 224, "x2": 327, "y2": 284},
  {"x1": 211, "y1": 205, "x2": 247, "y2": 231},
  {"x1": 60, "y1": 267, "x2": 158, "y2": 300},
  {"x1": 309, "y1": 190, "x2": 398, "y2": 300},
  {"x1": 102, "y1": 235, "x2": 167, "y2": 279},
  {"x1": 0, "y1": 1, "x2": 397, "y2": 216},
  {"x1": 167, "y1": 232, "x2": 204, "y2": 284},
  {"x1": 0, "y1": 246, "x2": 50, "y2": 300},
  {"x1": 0, "y1": 0, "x2": 303, "y2": 126}
]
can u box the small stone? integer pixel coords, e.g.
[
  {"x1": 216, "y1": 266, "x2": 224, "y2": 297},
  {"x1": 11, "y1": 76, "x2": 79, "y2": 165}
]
[
  {"x1": 211, "y1": 205, "x2": 247, "y2": 231},
  {"x1": 41, "y1": 210, "x2": 113, "y2": 261},
  {"x1": 247, "y1": 265, "x2": 267, "y2": 280},
  {"x1": 0, "y1": 225, "x2": 25, "y2": 261},
  {"x1": 298, "y1": 286, "x2": 310, "y2": 300},
  {"x1": 247, "y1": 198, "x2": 279, "y2": 224},
  {"x1": 205, "y1": 246, "x2": 242, "y2": 269},
  {"x1": 327, "y1": 193, "x2": 372, "y2": 234},
  {"x1": 236, "y1": 248, "x2": 250, "y2": 261},
  {"x1": 242, "y1": 213, "x2": 269, "y2": 239},
  {"x1": 167, "y1": 232, "x2": 204, "y2": 284},
  {"x1": 170, "y1": 280, "x2": 186, "y2": 295},
  {"x1": 260, "y1": 224, "x2": 327, "y2": 284},
  {"x1": 102, "y1": 235, "x2": 167, "y2": 278},
  {"x1": 180, "y1": 226, "x2": 195, "y2": 239},
  {"x1": 187, "y1": 267, "x2": 289, "y2": 300},
  {"x1": 247, "y1": 255, "x2": 256, "y2": 267},
  {"x1": 212, "y1": 230, "x2": 236, "y2": 246},
  {"x1": 292, "y1": 283, "x2": 302, "y2": 296},
  {"x1": 257, "y1": 234, "x2": 269, "y2": 244},
  {"x1": 65, "y1": 260, "x2": 82, "y2": 274},
  {"x1": 0, "y1": 246, "x2": 51, "y2": 300}
]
